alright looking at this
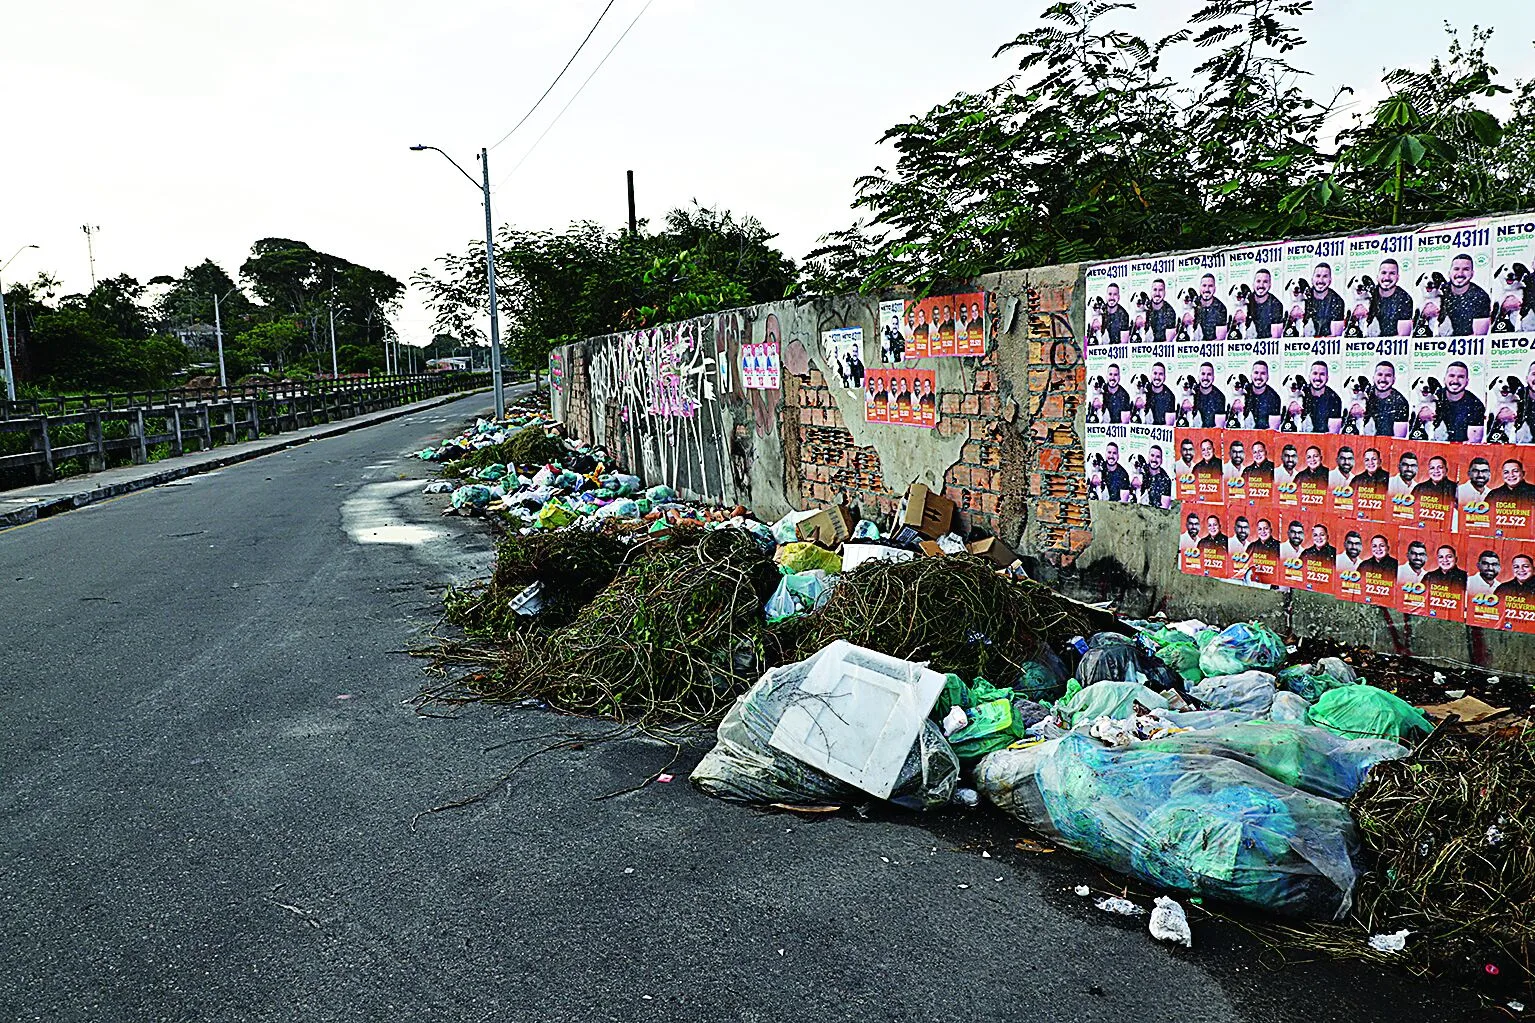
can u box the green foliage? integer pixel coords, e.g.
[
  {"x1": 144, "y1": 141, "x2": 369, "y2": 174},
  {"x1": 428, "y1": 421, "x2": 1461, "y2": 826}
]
[
  {"x1": 229, "y1": 320, "x2": 305, "y2": 377},
  {"x1": 805, "y1": 3, "x2": 1535, "y2": 293},
  {"x1": 28, "y1": 307, "x2": 188, "y2": 390},
  {"x1": 414, "y1": 203, "x2": 798, "y2": 369}
]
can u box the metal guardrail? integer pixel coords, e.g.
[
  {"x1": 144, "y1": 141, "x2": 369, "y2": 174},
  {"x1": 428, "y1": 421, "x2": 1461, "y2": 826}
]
[{"x1": 0, "y1": 373, "x2": 496, "y2": 487}]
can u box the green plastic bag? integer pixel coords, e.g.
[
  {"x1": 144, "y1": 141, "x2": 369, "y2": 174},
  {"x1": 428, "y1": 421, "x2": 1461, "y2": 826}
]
[
  {"x1": 968, "y1": 677, "x2": 1014, "y2": 705},
  {"x1": 1155, "y1": 638, "x2": 1203, "y2": 683},
  {"x1": 934, "y1": 674, "x2": 971, "y2": 719},
  {"x1": 536, "y1": 500, "x2": 579, "y2": 529},
  {"x1": 1198, "y1": 622, "x2": 1287, "y2": 676},
  {"x1": 776, "y1": 542, "x2": 843, "y2": 575},
  {"x1": 1278, "y1": 658, "x2": 1360, "y2": 704},
  {"x1": 948, "y1": 698, "x2": 1020, "y2": 764},
  {"x1": 1052, "y1": 682, "x2": 1169, "y2": 728},
  {"x1": 1307, "y1": 685, "x2": 1431, "y2": 744}
]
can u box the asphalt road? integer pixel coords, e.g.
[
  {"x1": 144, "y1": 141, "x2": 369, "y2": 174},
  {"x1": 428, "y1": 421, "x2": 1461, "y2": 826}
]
[{"x1": 0, "y1": 389, "x2": 1483, "y2": 1022}]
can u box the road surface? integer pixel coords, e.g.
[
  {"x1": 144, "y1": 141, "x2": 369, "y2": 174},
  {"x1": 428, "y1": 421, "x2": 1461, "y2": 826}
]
[{"x1": 0, "y1": 390, "x2": 1477, "y2": 1021}]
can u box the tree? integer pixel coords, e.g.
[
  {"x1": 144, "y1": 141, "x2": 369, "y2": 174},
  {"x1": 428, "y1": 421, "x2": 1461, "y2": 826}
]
[
  {"x1": 28, "y1": 307, "x2": 187, "y2": 390},
  {"x1": 228, "y1": 320, "x2": 304, "y2": 378},
  {"x1": 414, "y1": 203, "x2": 797, "y2": 369},
  {"x1": 805, "y1": 2, "x2": 1534, "y2": 293}
]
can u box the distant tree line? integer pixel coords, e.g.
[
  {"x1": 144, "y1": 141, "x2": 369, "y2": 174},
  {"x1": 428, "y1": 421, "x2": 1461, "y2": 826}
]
[{"x1": 5, "y1": 238, "x2": 403, "y2": 394}]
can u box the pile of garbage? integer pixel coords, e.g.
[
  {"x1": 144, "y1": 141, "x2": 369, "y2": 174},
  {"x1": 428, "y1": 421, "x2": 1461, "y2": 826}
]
[{"x1": 417, "y1": 402, "x2": 1531, "y2": 988}]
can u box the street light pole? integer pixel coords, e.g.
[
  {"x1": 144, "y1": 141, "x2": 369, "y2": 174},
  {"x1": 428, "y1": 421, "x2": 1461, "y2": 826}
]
[
  {"x1": 212, "y1": 287, "x2": 238, "y2": 388},
  {"x1": 328, "y1": 301, "x2": 339, "y2": 378},
  {"x1": 0, "y1": 244, "x2": 40, "y2": 402},
  {"x1": 410, "y1": 143, "x2": 505, "y2": 419}
]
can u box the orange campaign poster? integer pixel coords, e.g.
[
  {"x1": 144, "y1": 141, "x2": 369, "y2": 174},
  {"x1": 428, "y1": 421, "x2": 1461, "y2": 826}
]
[
  {"x1": 867, "y1": 370, "x2": 889, "y2": 424},
  {"x1": 1299, "y1": 511, "x2": 1338, "y2": 597},
  {"x1": 914, "y1": 371, "x2": 938, "y2": 428},
  {"x1": 1294, "y1": 436, "x2": 1332, "y2": 516},
  {"x1": 1274, "y1": 436, "x2": 1301, "y2": 515},
  {"x1": 1486, "y1": 450, "x2": 1535, "y2": 541},
  {"x1": 1222, "y1": 429, "x2": 1259, "y2": 507},
  {"x1": 1351, "y1": 440, "x2": 1392, "y2": 524},
  {"x1": 1466, "y1": 539, "x2": 1511, "y2": 631},
  {"x1": 1420, "y1": 533, "x2": 1469, "y2": 622},
  {"x1": 1237, "y1": 431, "x2": 1276, "y2": 509},
  {"x1": 1389, "y1": 438, "x2": 1425, "y2": 531},
  {"x1": 1327, "y1": 437, "x2": 1360, "y2": 519},
  {"x1": 901, "y1": 294, "x2": 986, "y2": 359},
  {"x1": 1359, "y1": 524, "x2": 1400, "y2": 608},
  {"x1": 1410, "y1": 443, "x2": 1460, "y2": 534},
  {"x1": 1189, "y1": 428, "x2": 1225, "y2": 507},
  {"x1": 1178, "y1": 508, "x2": 1205, "y2": 576},
  {"x1": 1245, "y1": 513, "x2": 1281, "y2": 587},
  {"x1": 1195, "y1": 508, "x2": 1230, "y2": 579},
  {"x1": 1395, "y1": 532, "x2": 1433, "y2": 617},
  {"x1": 1495, "y1": 541, "x2": 1535, "y2": 633},
  {"x1": 1278, "y1": 515, "x2": 1308, "y2": 590},
  {"x1": 1335, "y1": 521, "x2": 1367, "y2": 603},
  {"x1": 1459, "y1": 447, "x2": 1496, "y2": 537},
  {"x1": 890, "y1": 370, "x2": 913, "y2": 425}
]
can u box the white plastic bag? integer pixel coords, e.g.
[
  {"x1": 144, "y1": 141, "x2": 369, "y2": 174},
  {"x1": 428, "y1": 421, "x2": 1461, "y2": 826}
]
[
  {"x1": 1149, "y1": 896, "x2": 1193, "y2": 947},
  {"x1": 1189, "y1": 670, "x2": 1277, "y2": 714}
]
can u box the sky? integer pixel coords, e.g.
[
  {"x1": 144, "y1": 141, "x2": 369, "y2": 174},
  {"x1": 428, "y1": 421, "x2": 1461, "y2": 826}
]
[{"x1": 5, "y1": 0, "x2": 1533, "y2": 347}]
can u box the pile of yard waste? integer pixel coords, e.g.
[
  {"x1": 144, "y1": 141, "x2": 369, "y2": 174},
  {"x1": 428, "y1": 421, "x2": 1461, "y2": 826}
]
[{"x1": 417, "y1": 400, "x2": 1533, "y2": 995}]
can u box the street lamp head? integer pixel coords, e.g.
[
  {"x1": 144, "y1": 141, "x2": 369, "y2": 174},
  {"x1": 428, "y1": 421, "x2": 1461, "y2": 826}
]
[{"x1": 409, "y1": 145, "x2": 427, "y2": 151}]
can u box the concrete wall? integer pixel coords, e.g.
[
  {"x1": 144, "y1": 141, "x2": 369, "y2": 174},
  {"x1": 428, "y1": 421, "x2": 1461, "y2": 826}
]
[{"x1": 551, "y1": 273, "x2": 1531, "y2": 673}]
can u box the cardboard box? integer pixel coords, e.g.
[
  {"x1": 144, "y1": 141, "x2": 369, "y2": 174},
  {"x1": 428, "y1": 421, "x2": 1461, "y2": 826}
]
[
  {"x1": 892, "y1": 483, "x2": 957, "y2": 545},
  {"x1": 966, "y1": 536, "x2": 1019, "y2": 569},
  {"x1": 792, "y1": 505, "x2": 858, "y2": 547},
  {"x1": 917, "y1": 540, "x2": 946, "y2": 557}
]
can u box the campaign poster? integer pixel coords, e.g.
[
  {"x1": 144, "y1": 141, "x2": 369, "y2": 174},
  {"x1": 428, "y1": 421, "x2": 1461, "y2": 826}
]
[
  {"x1": 1128, "y1": 423, "x2": 1175, "y2": 510},
  {"x1": 1085, "y1": 261, "x2": 1130, "y2": 349},
  {"x1": 1196, "y1": 507, "x2": 1231, "y2": 579},
  {"x1": 1420, "y1": 533, "x2": 1469, "y2": 622},
  {"x1": 1286, "y1": 334, "x2": 1346, "y2": 434},
  {"x1": 889, "y1": 369, "x2": 915, "y2": 426},
  {"x1": 1223, "y1": 241, "x2": 1288, "y2": 342},
  {"x1": 1466, "y1": 539, "x2": 1511, "y2": 631},
  {"x1": 1352, "y1": 439, "x2": 1393, "y2": 524},
  {"x1": 1389, "y1": 437, "x2": 1425, "y2": 530},
  {"x1": 1413, "y1": 220, "x2": 1494, "y2": 338},
  {"x1": 913, "y1": 370, "x2": 938, "y2": 428},
  {"x1": 1127, "y1": 332, "x2": 1177, "y2": 427},
  {"x1": 954, "y1": 292, "x2": 988, "y2": 357},
  {"x1": 1086, "y1": 423, "x2": 1132, "y2": 502},
  {"x1": 762, "y1": 341, "x2": 781, "y2": 390},
  {"x1": 1336, "y1": 521, "x2": 1367, "y2": 604},
  {"x1": 1294, "y1": 434, "x2": 1333, "y2": 516},
  {"x1": 1407, "y1": 334, "x2": 1486, "y2": 443},
  {"x1": 1246, "y1": 512, "x2": 1282, "y2": 588},
  {"x1": 1224, "y1": 333, "x2": 1284, "y2": 431},
  {"x1": 1274, "y1": 435, "x2": 1302, "y2": 515},
  {"x1": 1278, "y1": 514, "x2": 1309, "y2": 590},
  {"x1": 1495, "y1": 541, "x2": 1535, "y2": 633},
  {"x1": 1486, "y1": 448, "x2": 1535, "y2": 541},
  {"x1": 1238, "y1": 430, "x2": 1276, "y2": 509},
  {"x1": 1344, "y1": 229, "x2": 1418, "y2": 338},
  {"x1": 903, "y1": 299, "x2": 935, "y2": 360},
  {"x1": 877, "y1": 300, "x2": 910, "y2": 366},
  {"x1": 1186, "y1": 427, "x2": 1225, "y2": 507},
  {"x1": 1411, "y1": 443, "x2": 1460, "y2": 534},
  {"x1": 1278, "y1": 335, "x2": 1313, "y2": 432},
  {"x1": 1089, "y1": 344, "x2": 1135, "y2": 426},
  {"x1": 1222, "y1": 429, "x2": 1253, "y2": 507},
  {"x1": 1126, "y1": 254, "x2": 1179, "y2": 345},
  {"x1": 1457, "y1": 446, "x2": 1495, "y2": 537},
  {"x1": 741, "y1": 342, "x2": 758, "y2": 391},
  {"x1": 1178, "y1": 508, "x2": 1205, "y2": 577},
  {"x1": 1338, "y1": 335, "x2": 1412, "y2": 438},
  {"x1": 1283, "y1": 236, "x2": 1349, "y2": 338},
  {"x1": 866, "y1": 369, "x2": 889, "y2": 424},
  {"x1": 933, "y1": 295, "x2": 964, "y2": 357},
  {"x1": 1327, "y1": 437, "x2": 1360, "y2": 520},
  {"x1": 1483, "y1": 332, "x2": 1535, "y2": 445},
  {"x1": 1396, "y1": 532, "x2": 1433, "y2": 617},
  {"x1": 1172, "y1": 429, "x2": 1199, "y2": 503},
  {"x1": 822, "y1": 328, "x2": 864, "y2": 391},
  {"x1": 1489, "y1": 214, "x2": 1535, "y2": 334},
  {"x1": 1359, "y1": 524, "x2": 1400, "y2": 608},
  {"x1": 1299, "y1": 510, "x2": 1338, "y2": 597}
]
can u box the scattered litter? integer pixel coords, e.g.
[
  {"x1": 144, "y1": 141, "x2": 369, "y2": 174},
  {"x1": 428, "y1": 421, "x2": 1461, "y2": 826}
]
[
  {"x1": 1094, "y1": 895, "x2": 1146, "y2": 917},
  {"x1": 957, "y1": 883, "x2": 970, "y2": 890},
  {"x1": 952, "y1": 788, "x2": 980, "y2": 809},
  {"x1": 1367, "y1": 930, "x2": 1410, "y2": 953},
  {"x1": 1074, "y1": 885, "x2": 1091, "y2": 896},
  {"x1": 1148, "y1": 896, "x2": 1193, "y2": 948},
  {"x1": 1014, "y1": 839, "x2": 1055, "y2": 854},
  {"x1": 656, "y1": 773, "x2": 674, "y2": 784},
  {"x1": 981, "y1": 850, "x2": 992, "y2": 859}
]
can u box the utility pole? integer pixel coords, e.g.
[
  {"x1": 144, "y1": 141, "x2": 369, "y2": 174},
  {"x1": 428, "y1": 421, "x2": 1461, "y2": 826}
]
[
  {"x1": 627, "y1": 170, "x2": 637, "y2": 235},
  {"x1": 328, "y1": 302, "x2": 339, "y2": 378},
  {"x1": 1, "y1": 245, "x2": 40, "y2": 401},
  {"x1": 81, "y1": 225, "x2": 99, "y2": 287},
  {"x1": 213, "y1": 288, "x2": 236, "y2": 388}
]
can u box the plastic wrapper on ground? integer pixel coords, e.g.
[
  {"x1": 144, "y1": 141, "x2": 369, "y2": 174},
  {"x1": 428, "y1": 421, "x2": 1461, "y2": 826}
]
[
  {"x1": 975, "y1": 733, "x2": 1363, "y2": 919},
  {"x1": 691, "y1": 653, "x2": 959, "y2": 810}
]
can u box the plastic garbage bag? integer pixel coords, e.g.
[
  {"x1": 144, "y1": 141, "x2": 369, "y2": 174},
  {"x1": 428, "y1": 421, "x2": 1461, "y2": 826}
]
[
  {"x1": 450, "y1": 484, "x2": 495, "y2": 512},
  {"x1": 422, "y1": 480, "x2": 454, "y2": 494},
  {"x1": 948, "y1": 698, "x2": 1022, "y2": 765},
  {"x1": 853, "y1": 520, "x2": 881, "y2": 540},
  {"x1": 1138, "y1": 721, "x2": 1407, "y2": 801},
  {"x1": 1278, "y1": 658, "x2": 1360, "y2": 704},
  {"x1": 535, "y1": 500, "x2": 579, "y2": 529},
  {"x1": 770, "y1": 510, "x2": 820, "y2": 545},
  {"x1": 941, "y1": 706, "x2": 969, "y2": 737},
  {"x1": 594, "y1": 499, "x2": 641, "y2": 519},
  {"x1": 691, "y1": 652, "x2": 959, "y2": 809},
  {"x1": 646, "y1": 485, "x2": 677, "y2": 503},
  {"x1": 1052, "y1": 682, "x2": 1169, "y2": 728},
  {"x1": 553, "y1": 470, "x2": 583, "y2": 491},
  {"x1": 1189, "y1": 670, "x2": 1277, "y2": 715},
  {"x1": 775, "y1": 542, "x2": 843, "y2": 575},
  {"x1": 1155, "y1": 638, "x2": 1204, "y2": 684},
  {"x1": 976, "y1": 733, "x2": 1362, "y2": 919},
  {"x1": 613, "y1": 474, "x2": 642, "y2": 496},
  {"x1": 1307, "y1": 685, "x2": 1432, "y2": 744},
  {"x1": 1269, "y1": 691, "x2": 1311, "y2": 723},
  {"x1": 1012, "y1": 699, "x2": 1050, "y2": 730},
  {"x1": 476, "y1": 463, "x2": 508, "y2": 481},
  {"x1": 1151, "y1": 709, "x2": 1257, "y2": 731},
  {"x1": 1015, "y1": 643, "x2": 1070, "y2": 702},
  {"x1": 1198, "y1": 622, "x2": 1287, "y2": 677},
  {"x1": 415, "y1": 448, "x2": 437, "y2": 460},
  {"x1": 934, "y1": 674, "x2": 970, "y2": 718},
  {"x1": 764, "y1": 570, "x2": 834, "y2": 622}
]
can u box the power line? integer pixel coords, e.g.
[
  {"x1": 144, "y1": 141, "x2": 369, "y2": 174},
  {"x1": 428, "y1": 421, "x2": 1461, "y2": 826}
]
[
  {"x1": 496, "y1": 0, "x2": 656, "y2": 186},
  {"x1": 488, "y1": 0, "x2": 619, "y2": 152}
]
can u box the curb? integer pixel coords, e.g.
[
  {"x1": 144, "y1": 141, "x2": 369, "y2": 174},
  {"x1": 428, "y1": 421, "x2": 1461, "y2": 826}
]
[{"x1": 0, "y1": 386, "x2": 511, "y2": 530}]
